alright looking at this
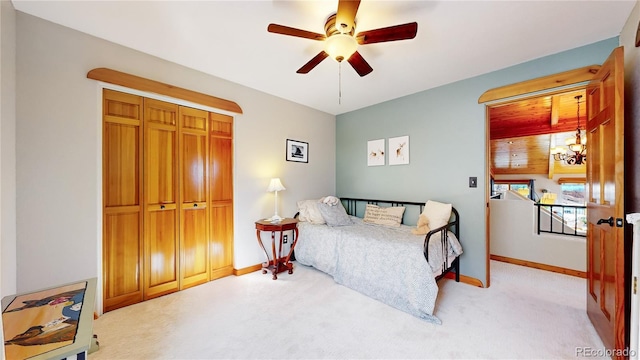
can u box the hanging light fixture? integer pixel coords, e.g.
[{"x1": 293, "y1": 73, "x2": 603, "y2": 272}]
[{"x1": 550, "y1": 95, "x2": 586, "y2": 165}]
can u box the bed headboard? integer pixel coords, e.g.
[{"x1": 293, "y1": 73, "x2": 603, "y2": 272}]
[{"x1": 339, "y1": 197, "x2": 459, "y2": 237}]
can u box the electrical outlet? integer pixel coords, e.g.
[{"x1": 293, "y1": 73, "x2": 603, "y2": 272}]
[
  {"x1": 283, "y1": 234, "x2": 288, "y2": 244},
  {"x1": 469, "y1": 177, "x2": 478, "y2": 188}
]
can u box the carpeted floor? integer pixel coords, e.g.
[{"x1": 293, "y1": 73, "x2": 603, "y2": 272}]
[{"x1": 89, "y1": 260, "x2": 606, "y2": 359}]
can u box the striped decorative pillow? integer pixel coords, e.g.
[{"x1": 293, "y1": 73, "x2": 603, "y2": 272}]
[{"x1": 363, "y1": 204, "x2": 405, "y2": 227}]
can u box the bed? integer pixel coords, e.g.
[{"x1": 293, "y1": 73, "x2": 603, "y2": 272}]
[{"x1": 294, "y1": 197, "x2": 462, "y2": 324}]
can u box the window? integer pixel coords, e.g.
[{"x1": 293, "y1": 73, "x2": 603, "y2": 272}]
[
  {"x1": 492, "y1": 180, "x2": 531, "y2": 199},
  {"x1": 560, "y1": 183, "x2": 586, "y2": 205}
]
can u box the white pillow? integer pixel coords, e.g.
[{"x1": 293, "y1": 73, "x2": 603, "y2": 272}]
[
  {"x1": 296, "y1": 199, "x2": 325, "y2": 224},
  {"x1": 421, "y1": 200, "x2": 452, "y2": 230},
  {"x1": 363, "y1": 204, "x2": 405, "y2": 227}
]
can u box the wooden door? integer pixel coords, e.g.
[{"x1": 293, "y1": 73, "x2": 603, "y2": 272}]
[
  {"x1": 179, "y1": 106, "x2": 210, "y2": 289},
  {"x1": 144, "y1": 98, "x2": 180, "y2": 299},
  {"x1": 102, "y1": 90, "x2": 144, "y2": 312},
  {"x1": 586, "y1": 46, "x2": 626, "y2": 355},
  {"x1": 210, "y1": 113, "x2": 234, "y2": 279}
]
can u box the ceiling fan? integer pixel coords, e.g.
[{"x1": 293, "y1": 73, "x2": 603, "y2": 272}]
[{"x1": 267, "y1": 0, "x2": 418, "y2": 77}]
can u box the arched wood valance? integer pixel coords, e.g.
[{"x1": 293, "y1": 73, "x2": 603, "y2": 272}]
[
  {"x1": 87, "y1": 68, "x2": 243, "y2": 114},
  {"x1": 478, "y1": 65, "x2": 601, "y2": 104}
]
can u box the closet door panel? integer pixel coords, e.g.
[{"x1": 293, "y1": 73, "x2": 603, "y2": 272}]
[
  {"x1": 102, "y1": 89, "x2": 143, "y2": 312},
  {"x1": 210, "y1": 113, "x2": 234, "y2": 279},
  {"x1": 104, "y1": 123, "x2": 139, "y2": 207},
  {"x1": 182, "y1": 133, "x2": 207, "y2": 202},
  {"x1": 210, "y1": 113, "x2": 233, "y2": 201},
  {"x1": 146, "y1": 129, "x2": 176, "y2": 204},
  {"x1": 145, "y1": 207, "x2": 179, "y2": 299},
  {"x1": 210, "y1": 203, "x2": 233, "y2": 279},
  {"x1": 181, "y1": 205, "x2": 209, "y2": 288},
  {"x1": 210, "y1": 136, "x2": 233, "y2": 201},
  {"x1": 144, "y1": 98, "x2": 179, "y2": 299},
  {"x1": 104, "y1": 211, "x2": 142, "y2": 311},
  {"x1": 179, "y1": 106, "x2": 210, "y2": 289}
]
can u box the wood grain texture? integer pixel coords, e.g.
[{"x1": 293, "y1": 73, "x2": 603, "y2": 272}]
[
  {"x1": 490, "y1": 255, "x2": 586, "y2": 278},
  {"x1": 103, "y1": 90, "x2": 234, "y2": 311},
  {"x1": 87, "y1": 68, "x2": 243, "y2": 114},
  {"x1": 489, "y1": 88, "x2": 587, "y2": 176},
  {"x1": 102, "y1": 90, "x2": 144, "y2": 312},
  {"x1": 585, "y1": 47, "x2": 626, "y2": 358},
  {"x1": 179, "y1": 106, "x2": 210, "y2": 289},
  {"x1": 442, "y1": 272, "x2": 484, "y2": 287},
  {"x1": 478, "y1": 65, "x2": 600, "y2": 104},
  {"x1": 209, "y1": 113, "x2": 233, "y2": 278},
  {"x1": 144, "y1": 98, "x2": 180, "y2": 300}
]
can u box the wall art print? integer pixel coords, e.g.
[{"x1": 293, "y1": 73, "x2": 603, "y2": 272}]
[
  {"x1": 286, "y1": 139, "x2": 308, "y2": 163},
  {"x1": 389, "y1": 136, "x2": 409, "y2": 165},
  {"x1": 2, "y1": 281, "x2": 87, "y2": 359},
  {"x1": 367, "y1": 139, "x2": 385, "y2": 166}
]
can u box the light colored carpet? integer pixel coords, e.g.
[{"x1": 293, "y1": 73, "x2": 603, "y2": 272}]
[{"x1": 89, "y1": 261, "x2": 606, "y2": 359}]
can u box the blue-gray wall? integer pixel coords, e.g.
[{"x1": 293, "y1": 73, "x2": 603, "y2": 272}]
[{"x1": 336, "y1": 37, "x2": 619, "y2": 285}]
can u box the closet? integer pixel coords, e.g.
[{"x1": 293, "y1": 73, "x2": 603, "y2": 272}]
[{"x1": 102, "y1": 89, "x2": 233, "y2": 312}]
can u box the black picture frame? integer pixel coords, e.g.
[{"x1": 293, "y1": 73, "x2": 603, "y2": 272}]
[{"x1": 286, "y1": 139, "x2": 308, "y2": 163}]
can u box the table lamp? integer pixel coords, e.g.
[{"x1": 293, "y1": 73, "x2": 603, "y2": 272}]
[{"x1": 266, "y1": 178, "x2": 286, "y2": 222}]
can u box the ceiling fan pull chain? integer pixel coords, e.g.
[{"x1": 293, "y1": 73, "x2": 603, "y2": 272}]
[{"x1": 338, "y1": 61, "x2": 342, "y2": 104}]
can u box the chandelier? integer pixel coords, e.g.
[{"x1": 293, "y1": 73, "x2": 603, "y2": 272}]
[{"x1": 550, "y1": 95, "x2": 586, "y2": 165}]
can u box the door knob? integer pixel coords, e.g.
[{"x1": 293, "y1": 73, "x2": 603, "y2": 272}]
[{"x1": 597, "y1": 217, "x2": 614, "y2": 227}]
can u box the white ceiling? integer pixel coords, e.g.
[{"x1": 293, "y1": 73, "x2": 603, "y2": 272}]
[{"x1": 11, "y1": 0, "x2": 636, "y2": 115}]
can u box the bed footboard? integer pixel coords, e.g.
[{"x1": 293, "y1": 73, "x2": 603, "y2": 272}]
[
  {"x1": 423, "y1": 208, "x2": 460, "y2": 282},
  {"x1": 339, "y1": 197, "x2": 461, "y2": 282}
]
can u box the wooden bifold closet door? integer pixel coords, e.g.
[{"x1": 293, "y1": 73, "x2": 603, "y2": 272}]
[
  {"x1": 102, "y1": 89, "x2": 233, "y2": 312},
  {"x1": 102, "y1": 89, "x2": 144, "y2": 312},
  {"x1": 143, "y1": 98, "x2": 180, "y2": 299}
]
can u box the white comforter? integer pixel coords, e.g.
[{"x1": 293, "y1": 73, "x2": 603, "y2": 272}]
[{"x1": 295, "y1": 216, "x2": 462, "y2": 324}]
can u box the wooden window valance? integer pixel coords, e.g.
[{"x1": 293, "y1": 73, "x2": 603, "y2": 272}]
[{"x1": 87, "y1": 68, "x2": 243, "y2": 114}]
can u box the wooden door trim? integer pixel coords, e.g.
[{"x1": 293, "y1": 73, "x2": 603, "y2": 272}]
[
  {"x1": 482, "y1": 66, "x2": 598, "y2": 289},
  {"x1": 88, "y1": 68, "x2": 243, "y2": 114},
  {"x1": 478, "y1": 65, "x2": 601, "y2": 104}
]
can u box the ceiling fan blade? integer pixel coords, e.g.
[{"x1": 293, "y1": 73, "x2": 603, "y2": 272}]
[
  {"x1": 297, "y1": 51, "x2": 329, "y2": 74},
  {"x1": 268, "y1": 24, "x2": 326, "y2": 41},
  {"x1": 336, "y1": 0, "x2": 360, "y2": 34},
  {"x1": 347, "y1": 51, "x2": 373, "y2": 77},
  {"x1": 356, "y1": 22, "x2": 418, "y2": 44}
]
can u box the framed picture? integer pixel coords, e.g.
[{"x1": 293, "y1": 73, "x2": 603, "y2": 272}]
[
  {"x1": 286, "y1": 139, "x2": 308, "y2": 163},
  {"x1": 389, "y1": 136, "x2": 409, "y2": 165},
  {"x1": 367, "y1": 139, "x2": 385, "y2": 166}
]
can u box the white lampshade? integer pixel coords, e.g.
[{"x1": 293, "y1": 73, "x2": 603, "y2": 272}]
[
  {"x1": 325, "y1": 34, "x2": 358, "y2": 62},
  {"x1": 266, "y1": 178, "x2": 286, "y2": 192},
  {"x1": 266, "y1": 178, "x2": 285, "y2": 223}
]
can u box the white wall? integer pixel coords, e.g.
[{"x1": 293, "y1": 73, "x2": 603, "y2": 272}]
[
  {"x1": 15, "y1": 11, "x2": 335, "y2": 293},
  {"x1": 1, "y1": 0, "x2": 17, "y2": 297},
  {"x1": 490, "y1": 198, "x2": 586, "y2": 271}
]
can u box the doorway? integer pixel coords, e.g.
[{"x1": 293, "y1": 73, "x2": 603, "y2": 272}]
[
  {"x1": 478, "y1": 65, "x2": 599, "y2": 288},
  {"x1": 487, "y1": 87, "x2": 588, "y2": 276}
]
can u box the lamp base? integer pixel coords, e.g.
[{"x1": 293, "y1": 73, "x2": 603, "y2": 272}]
[{"x1": 266, "y1": 215, "x2": 284, "y2": 223}]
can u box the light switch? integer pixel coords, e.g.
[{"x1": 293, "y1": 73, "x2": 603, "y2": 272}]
[{"x1": 469, "y1": 177, "x2": 477, "y2": 188}]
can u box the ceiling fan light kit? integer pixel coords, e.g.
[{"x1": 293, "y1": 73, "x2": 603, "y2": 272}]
[{"x1": 325, "y1": 34, "x2": 358, "y2": 62}]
